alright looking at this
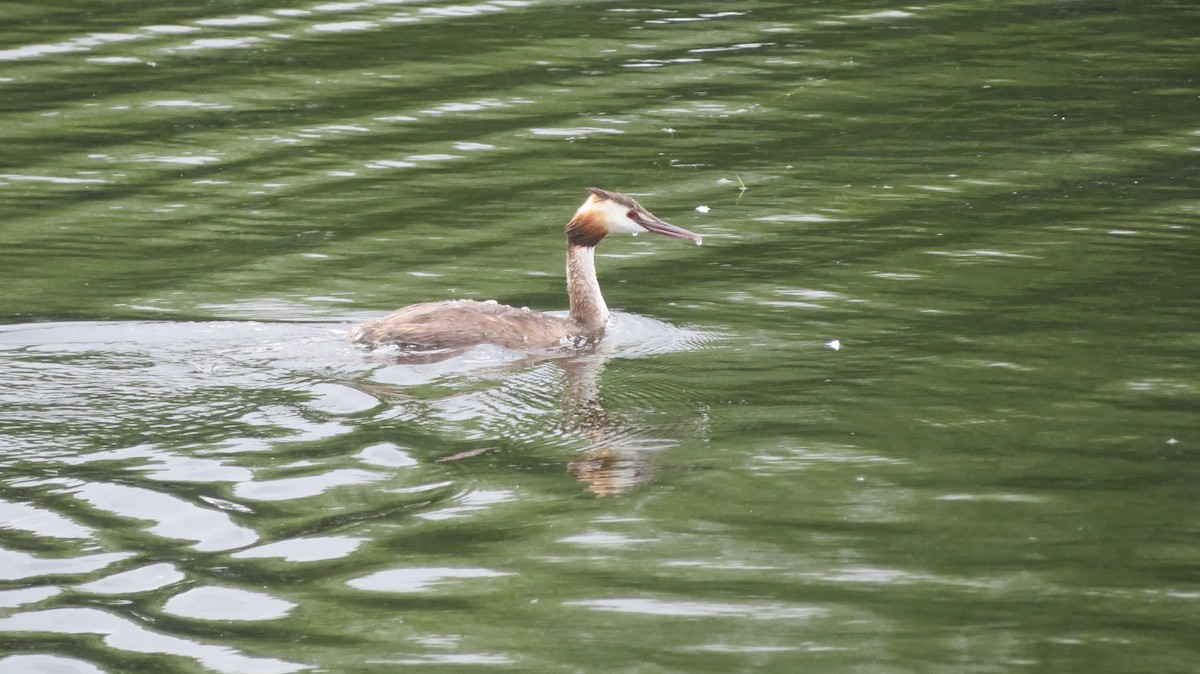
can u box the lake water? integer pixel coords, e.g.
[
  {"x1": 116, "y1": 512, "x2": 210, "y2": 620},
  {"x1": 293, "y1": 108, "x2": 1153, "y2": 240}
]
[{"x1": 2, "y1": 1, "x2": 1199, "y2": 672}]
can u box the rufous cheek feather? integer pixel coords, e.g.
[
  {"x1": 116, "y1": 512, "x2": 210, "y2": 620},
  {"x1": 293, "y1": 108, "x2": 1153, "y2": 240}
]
[{"x1": 565, "y1": 210, "x2": 607, "y2": 248}]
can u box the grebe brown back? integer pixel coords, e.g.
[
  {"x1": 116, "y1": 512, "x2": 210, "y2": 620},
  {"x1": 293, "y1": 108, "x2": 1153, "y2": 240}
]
[{"x1": 351, "y1": 188, "x2": 702, "y2": 350}]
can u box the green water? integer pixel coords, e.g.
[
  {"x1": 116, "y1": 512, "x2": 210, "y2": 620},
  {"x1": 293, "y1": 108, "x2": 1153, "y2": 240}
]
[{"x1": 2, "y1": 1, "x2": 1199, "y2": 672}]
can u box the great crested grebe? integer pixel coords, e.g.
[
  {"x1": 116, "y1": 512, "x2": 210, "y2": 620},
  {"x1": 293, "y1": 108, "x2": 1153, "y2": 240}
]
[{"x1": 351, "y1": 188, "x2": 702, "y2": 350}]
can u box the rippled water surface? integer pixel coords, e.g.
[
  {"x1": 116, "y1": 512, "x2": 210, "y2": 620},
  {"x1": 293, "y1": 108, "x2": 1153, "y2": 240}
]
[{"x1": 3, "y1": 1, "x2": 1199, "y2": 672}]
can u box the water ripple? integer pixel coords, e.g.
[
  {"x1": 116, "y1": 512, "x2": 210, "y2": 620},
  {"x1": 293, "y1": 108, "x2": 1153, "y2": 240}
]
[
  {"x1": 72, "y1": 483, "x2": 258, "y2": 552},
  {"x1": 0, "y1": 608, "x2": 306, "y2": 674},
  {"x1": 234, "y1": 468, "x2": 385, "y2": 502},
  {"x1": 0, "y1": 549, "x2": 131, "y2": 582},
  {"x1": 348, "y1": 567, "x2": 511, "y2": 593},
  {"x1": 163, "y1": 586, "x2": 295, "y2": 621},
  {"x1": 0, "y1": 655, "x2": 105, "y2": 674},
  {"x1": 231, "y1": 536, "x2": 364, "y2": 562},
  {"x1": 76, "y1": 563, "x2": 185, "y2": 595},
  {"x1": 566, "y1": 598, "x2": 824, "y2": 620},
  {"x1": 0, "y1": 499, "x2": 94, "y2": 539},
  {"x1": 0, "y1": 587, "x2": 62, "y2": 609}
]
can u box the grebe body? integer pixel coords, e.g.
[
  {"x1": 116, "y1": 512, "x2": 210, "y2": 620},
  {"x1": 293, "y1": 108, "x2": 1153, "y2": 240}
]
[{"x1": 351, "y1": 188, "x2": 701, "y2": 350}]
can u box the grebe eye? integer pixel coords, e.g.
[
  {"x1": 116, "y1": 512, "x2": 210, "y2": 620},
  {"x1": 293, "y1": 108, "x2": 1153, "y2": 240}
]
[{"x1": 627, "y1": 210, "x2": 638, "y2": 220}]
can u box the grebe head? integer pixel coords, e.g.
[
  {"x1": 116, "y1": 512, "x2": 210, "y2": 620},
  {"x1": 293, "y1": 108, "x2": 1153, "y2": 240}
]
[{"x1": 566, "y1": 188, "x2": 702, "y2": 248}]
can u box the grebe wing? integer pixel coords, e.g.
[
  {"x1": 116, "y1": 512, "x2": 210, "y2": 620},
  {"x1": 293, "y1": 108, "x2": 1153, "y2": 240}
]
[{"x1": 351, "y1": 299, "x2": 572, "y2": 349}]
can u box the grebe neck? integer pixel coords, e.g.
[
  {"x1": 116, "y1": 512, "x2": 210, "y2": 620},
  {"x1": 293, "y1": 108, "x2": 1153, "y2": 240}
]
[{"x1": 566, "y1": 242, "x2": 609, "y2": 335}]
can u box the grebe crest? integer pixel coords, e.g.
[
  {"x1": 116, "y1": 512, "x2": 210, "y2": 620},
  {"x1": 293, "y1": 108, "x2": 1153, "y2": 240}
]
[{"x1": 351, "y1": 188, "x2": 702, "y2": 351}]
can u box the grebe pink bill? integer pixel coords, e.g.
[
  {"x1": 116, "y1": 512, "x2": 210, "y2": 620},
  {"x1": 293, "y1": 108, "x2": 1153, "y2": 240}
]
[{"x1": 351, "y1": 188, "x2": 702, "y2": 351}]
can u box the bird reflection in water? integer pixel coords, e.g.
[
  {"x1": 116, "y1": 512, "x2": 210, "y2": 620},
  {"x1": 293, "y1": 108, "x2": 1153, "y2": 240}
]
[
  {"x1": 558, "y1": 352, "x2": 661, "y2": 496},
  {"x1": 359, "y1": 339, "x2": 696, "y2": 496}
]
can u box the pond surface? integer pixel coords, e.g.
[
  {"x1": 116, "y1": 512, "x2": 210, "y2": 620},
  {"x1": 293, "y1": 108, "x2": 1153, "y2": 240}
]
[{"x1": 2, "y1": 1, "x2": 1199, "y2": 672}]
